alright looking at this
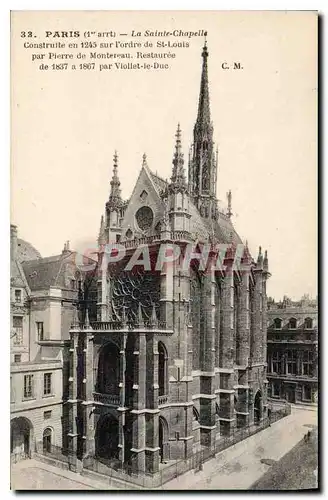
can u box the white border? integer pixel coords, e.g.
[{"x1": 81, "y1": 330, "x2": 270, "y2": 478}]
[{"x1": 2, "y1": 2, "x2": 325, "y2": 498}]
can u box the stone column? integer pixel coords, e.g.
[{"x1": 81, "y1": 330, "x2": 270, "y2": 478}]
[
  {"x1": 83, "y1": 329, "x2": 95, "y2": 459},
  {"x1": 130, "y1": 333, "x2": 147, "y2": 473},
  {"x1": 219, "y1": 262, "x2": 235, "y2": 436},
  {"x1": 220, "y1": 264, "x2": 234, "y2": 369},
  {"x1": 144, "y1": 335, "x2": 160, "y2": 473},
  {"x1": 117, "y1": 332, "x2": 127, "y2": 465},
  {"x1": 159, "y1": 243, "x2": 174, "y2": 329},
  {"x1": 237, "y1": 270, "x2": 250, "y2": 366},
  {"x1": 199, "y1": 271, "x2": 216, "y2": 448},
  {"x1": 262, "y1": 277, "x2": 268, "y2": 371},
  {"x1": 67, "y1": 329, "x2": 81, "y2": 471},
  {"x1": 252, "y1": 271, "x2": 263, "y2": 364},
  {"x1": 96, "y1": 251, "x2": 109, "y2": 321},
  {"x1": 214, "y1": 276, "x2": 221, "y2": 369}
]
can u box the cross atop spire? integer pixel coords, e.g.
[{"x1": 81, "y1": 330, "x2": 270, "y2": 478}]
[
  {"x1": 170, "y1": 123, "x2": 187, "y2": 189},
  {"x1": 142, "y1": 153, "x2": 148, "y2": 168}
]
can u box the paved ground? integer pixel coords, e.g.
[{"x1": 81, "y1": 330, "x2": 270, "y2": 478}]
[
  {"x1": 11, "y1": 406, "x2": 317, "y2": 491},
  {"x1": 162, "y1": 406, "x2": 318, "y2": 490},
  {"x1": 11, "y1": 460, "x2": 110, "y2": 490},
  {"x1": 250, "y1": 427, "x2": 318, "y2": 490}
]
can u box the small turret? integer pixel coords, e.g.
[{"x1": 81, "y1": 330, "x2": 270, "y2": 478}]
[
  {"x1": 256, "y1": 246, "x2": 264, "y2": 270},
  {"x1": 263, "y1": 250, "x2": 269, "y2": 273}
]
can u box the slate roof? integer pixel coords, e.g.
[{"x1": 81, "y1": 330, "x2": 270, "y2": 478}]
[
  {"x1": 150, "y1": 171, "x2": 168, "y2": 194},
  {"x1": 22, "y1": 251, "x2": 97, "y2": 291},
  {"x1": 17, "y1": 238, "x2": 42, "y2": 262}
]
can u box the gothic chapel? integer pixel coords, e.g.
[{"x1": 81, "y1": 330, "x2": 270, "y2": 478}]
[{"x1": 68, "y1": 41, "x2": 270, "y2": 475}]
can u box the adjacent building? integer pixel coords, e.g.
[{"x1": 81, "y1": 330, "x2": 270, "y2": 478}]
[
  {"x1": 267, "y1": 295, "x2": 318, "y2": 405},
  {"x1": 67, "y1": 41, "x2": 271, "y2": 477},
  {"x1": 10, "y1": 225, "x2": 96, "y2": 462}
]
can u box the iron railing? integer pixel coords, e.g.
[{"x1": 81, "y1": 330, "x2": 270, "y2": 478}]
[
  {"x1": 32, "y1": 405, "x2": 291, "y2": 488},
  {"x1": 82, "y1": 404, "x2": 291, "y2": 488}
]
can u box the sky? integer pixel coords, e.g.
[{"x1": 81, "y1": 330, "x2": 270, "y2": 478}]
[{"x1": 11, "y1": 10, "x2": 317, "y2": 301}]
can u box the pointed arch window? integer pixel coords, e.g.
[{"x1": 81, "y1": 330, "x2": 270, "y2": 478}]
[
  {"x1": 158, "y1": 342, "x2": 168, "y2": 397},
  {"x1": 192, "y1": 407, "x2": 200, "y2": 429}
]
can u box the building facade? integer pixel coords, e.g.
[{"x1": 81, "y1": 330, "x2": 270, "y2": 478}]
[
  {"x1": 267, "y1": 295, "x2": 318, "y2": 405},
  {"x1": 67, "y1": 41, "x2": 271, "y2": 476},
  {"x1": 10, "y1": 225, "x2": 96, "y2": 462}
]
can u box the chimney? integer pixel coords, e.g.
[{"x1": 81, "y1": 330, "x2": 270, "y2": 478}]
[
  {"x1": 10, "y1": 224, "x2": 18, "y2": 261},
  {"x1": 62, "y1": 240, "x2": 71, "y2": 255}
]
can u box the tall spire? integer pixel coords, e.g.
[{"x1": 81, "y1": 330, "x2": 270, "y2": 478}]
[
  {"x1": 196, "y1": 35, "x2": 211, "y2": 128},
  {"x1": 109, "y1": 151, "x2": 122, "y2": 203},
  {"x1": 189, "y1": 36, "x2": 217, "y2": 213},
  {"x1": 170, "y1": 123, "x2": 187, "y2": 189}
]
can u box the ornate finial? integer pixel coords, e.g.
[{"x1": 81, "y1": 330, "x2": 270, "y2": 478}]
[
  {"x1": 142, "y1": 153, "x2": 148, "y2": 167},
  {"x1": 98, "y1": 214, "x2": 106, "y2": 246},
  {"x1": 257, "y1": 246, "x2": 263, "y2": 268},
  {"x1": 263, "y1": 249, "x2": 269, "y2": 272},
  {"x1": 170, "y1": 124, "x2": 187, "y2": 189},
  {"x1": 227, "y1": 190, "x2": 232, "y2": 218},
  {"x1": 121, "y1": 306, "x2": 127, "y2": 325},
  {"x1": 108, "y1": 150, "x2": 122, "y2": 204},
  {"x1": 138, "y1": 303, "x2": 144, "y2": 327},
  {"x1": 176, "y1": 122, "x2": 181, "y2": 141},
  {"x1": 204, "y1": 30, "x2": 208, "y2": 48},
  {"x1": 84, "y1": 308, "x2": 90, "y2": 328},
  {"x1": 151, "y1": 303, "x2": 158, "y2": 328}
]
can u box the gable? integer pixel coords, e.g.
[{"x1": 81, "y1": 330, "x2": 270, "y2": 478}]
[{"x1": 120, "y1": 165, "x2": 165, "y2": 239}]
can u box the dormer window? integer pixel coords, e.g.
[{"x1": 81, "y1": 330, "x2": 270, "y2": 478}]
[
  {"x1": 288, "y1": 318, "x2": 297, "y2": 330},
  {"x1": 274, "y1": 318, "x2": 282, "y2": 330},
  {"x1": 304, "y1": 317, "x2": 313, "y2": 329},
  {"x1": 15, "y1": 289, "x2": 22, "y2": 303}
]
